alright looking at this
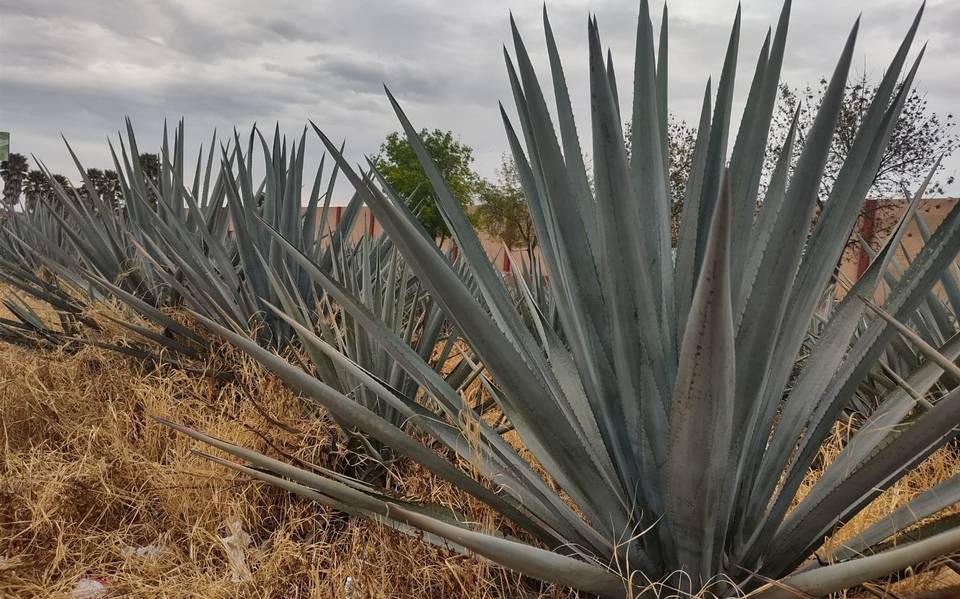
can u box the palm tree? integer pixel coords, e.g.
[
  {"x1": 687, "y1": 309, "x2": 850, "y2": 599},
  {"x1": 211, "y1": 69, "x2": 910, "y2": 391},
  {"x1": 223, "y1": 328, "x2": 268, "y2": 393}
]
[
  {"x1": 0, "y1": 153, "x2": 29, "y2": 208},
  {"x1": 81, "y1": 168, "x2": 122, "y2": 209},
  {"x1": 22, "y1": 170, "x2": 73, "y2": 212}
]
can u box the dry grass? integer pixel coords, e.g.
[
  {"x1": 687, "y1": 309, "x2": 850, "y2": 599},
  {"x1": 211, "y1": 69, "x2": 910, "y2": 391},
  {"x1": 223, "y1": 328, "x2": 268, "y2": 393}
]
[
  {"x1": 0, "y1": 339, "x2": 574, "y2": 598},
  {"x1": 0, "y1": 309, "x2": 957, "y2": 597},
  {"x1": 797, "y1": 423, "x2": 960, "y2": 598}
]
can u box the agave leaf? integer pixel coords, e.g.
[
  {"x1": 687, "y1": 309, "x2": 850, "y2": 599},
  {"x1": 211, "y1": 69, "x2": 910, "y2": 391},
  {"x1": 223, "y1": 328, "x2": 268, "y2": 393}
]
[
  {"x1": 728, "y1": 0, "x2": 791, "y2": 297},
  {"x1": 749, "y1": 526, "x2": 960, "y2": 599},
  {"x1": 665, "y1": 172, "x2": 735, "y2": 579},
  {"x1": 194, "y1": 450, "x2": 476, "y2": 554},
  {"x1": 673, "y1": 80, "x2": 713, "y2": 334},
  {"x1": 731, "y1": 16, "x2": 859, "y2": 510},
  {"x1": 390, "y1": 504, "x2": 626, "y2": 599},
  {"x1": 841, "y1": 330, "x2": 960, "y2": 469},
  {"x1": 186, "y1": 310, "x2": 566, "y2": 545},
  {"x1": 606, "y1": 49, "x2": 621, "y2": 122},
  {"x1": 158, "y1": 417, "x2": 464, "y2": 537},
  {"x1": 693, "y1": 5, "x2": 739, "y2": 275},
  {"x1": 542, "y1": 6, "x2": 597, "y2": 245},
  {"x1": 734, "y1": 106, "x2": 799, "y2": 326},
  {"x1": 913, "y1": 201, "x2": 960, "y2": 313},
  {"x1": 586, "y1": 18, "x2": 676, "y2": 545},
  {"x1": 773, "y1": 383, "x2": 960, "y2": 573},
  {"x1": 656, "y1": 3, "x2": 668, "y2": 185},
  {"x1": 827, "y1": 474, "x2": 960, "y2": 564},
  {"x1": 630, "y1": 0, "x2": 674, "y2": 349},
  {"x1": 504, "y1": 248, "x2": 614, "y2": 469},
  {"x1": 854, "y1": 291, "x2": 960, "y2": 376}
]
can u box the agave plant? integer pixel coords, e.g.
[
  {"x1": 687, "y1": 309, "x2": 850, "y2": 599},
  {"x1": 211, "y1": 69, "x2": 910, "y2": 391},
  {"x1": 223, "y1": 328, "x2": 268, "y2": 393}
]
[
  {"x1": 159, "y1": 1, "x2": 960, "y2": 596},
  {"x1": 0, "y1": 120, "x2": 357, "y2": 352},
  {"x1": 799, "y1": 165, "x2": 960, "y2": 418},
  {"x1": 0, "y1": 174, "x2": 204, "y2": 360},
  {"x1": 859, "y1": 218, "x2": 957, "y2": 406},
  {"x1": 273, "y1": 227, "x2": 504, "y2": 475},
  {"x1": 0, "y1": 121, "x2": 224, "y2": 357},
  {"x1": 0, "y1": 204, "x2": 83, "y2": 345},
  {"x1": 849, "y1": 254, "x2": 960, "y2": 418},
  {"x1": 0, "y1": 119, "x2": 510, "y2": 479},
  {"x1": 113, "y1": 122, "x2": 361, "y2": 350},
  {"x1": 110, "y1": 126, "x2": 499, "y2": 464}
]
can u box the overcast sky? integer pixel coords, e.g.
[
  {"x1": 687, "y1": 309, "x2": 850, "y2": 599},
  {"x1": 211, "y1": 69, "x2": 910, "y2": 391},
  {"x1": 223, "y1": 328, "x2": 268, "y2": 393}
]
[{"x1": 1, "y1": 0, "x2": 957, "y2": 202}]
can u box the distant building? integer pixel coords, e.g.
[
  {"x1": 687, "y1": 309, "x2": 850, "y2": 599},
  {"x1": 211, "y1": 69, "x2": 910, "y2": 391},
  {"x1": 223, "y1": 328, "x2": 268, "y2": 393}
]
[
  {"x1": 839, "y1": 197, "x2": 958, "y2": 278},
  {"x1": 298, "y1": 204, "x2": 539, "y2": 278},
  {"x1": 834, "y1": 198, "x2": 959, "y2": 305}
]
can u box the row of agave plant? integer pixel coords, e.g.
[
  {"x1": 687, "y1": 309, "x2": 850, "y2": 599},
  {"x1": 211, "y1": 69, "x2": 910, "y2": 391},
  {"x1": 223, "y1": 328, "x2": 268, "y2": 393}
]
[
  {"x1": 0, "y1": 120, "x2": 501, "y2": 475},
  {"x1": 843, "y1": 203, "x2": 960, "y2": 415},
  {"x1": 2, "y1": 0, "x2": 960, "y2": 596}
]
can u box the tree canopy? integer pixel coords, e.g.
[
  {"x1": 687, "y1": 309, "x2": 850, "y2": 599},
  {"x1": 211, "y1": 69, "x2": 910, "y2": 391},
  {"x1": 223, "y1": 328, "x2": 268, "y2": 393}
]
[
  {"x1": 767, "y1": 77, "x2": 957, "y2": 198},
  {"x1": 373, "y1": 129, "x2": 481, "y2": 241},
  {"x1": 474, "y1": 154, "x2": 536, "y2": 253}
]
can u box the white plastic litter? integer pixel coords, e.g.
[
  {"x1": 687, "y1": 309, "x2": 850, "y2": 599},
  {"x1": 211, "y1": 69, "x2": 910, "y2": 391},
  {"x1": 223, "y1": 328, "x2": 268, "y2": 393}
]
[
  {"x1": 71, "y1": 578, "x2": 108, "y2": 598},
  {"x1": 121, "y1": 543, "x2": 164, "y2": 560},
  {"x1": 219, "y1": 519, "x2": 253, "y2": 583}
]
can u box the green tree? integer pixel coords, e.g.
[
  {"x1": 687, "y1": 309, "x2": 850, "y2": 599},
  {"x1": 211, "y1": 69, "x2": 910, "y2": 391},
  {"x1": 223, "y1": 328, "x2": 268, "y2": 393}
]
[
  {"x1": 475, "y1": 154, "x2": 536, "y2": 254},
  {"x1": 23, "y1": 170, "x2": 50, "y2": 212},
  {"x1": 373, "y1": 129, "x2": 481, "y2": 241},
  {"x1": 20, "y1": 152, "x2": 158, "y2": 213},
  {"x1": 0, "y1": 153, "x2": 29, "y2": 208}
]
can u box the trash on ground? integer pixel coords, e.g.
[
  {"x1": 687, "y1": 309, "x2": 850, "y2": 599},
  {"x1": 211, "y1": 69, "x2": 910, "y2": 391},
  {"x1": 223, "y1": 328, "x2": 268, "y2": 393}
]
[{"x1": 219, "y1": 519, "x2": 253, "y2": 583}]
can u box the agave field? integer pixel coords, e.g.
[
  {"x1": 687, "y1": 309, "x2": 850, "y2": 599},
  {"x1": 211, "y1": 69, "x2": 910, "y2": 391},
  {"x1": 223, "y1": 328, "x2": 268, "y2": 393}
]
[{"x1": 2, "y1": 0, "x2": 960, "y2": 597}]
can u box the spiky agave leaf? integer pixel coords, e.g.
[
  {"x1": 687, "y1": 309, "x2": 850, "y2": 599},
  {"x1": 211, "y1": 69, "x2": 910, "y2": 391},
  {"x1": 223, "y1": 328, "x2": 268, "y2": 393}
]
[{"x1": 850, "y1": 161, "x2": 960, "y2": 411}]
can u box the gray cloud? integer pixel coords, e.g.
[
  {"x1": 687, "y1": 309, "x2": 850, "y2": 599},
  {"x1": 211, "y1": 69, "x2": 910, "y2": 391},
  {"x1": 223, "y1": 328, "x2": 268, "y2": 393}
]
[{"x1": 1, "y1": 0, "x2": 957, "y2": 199}]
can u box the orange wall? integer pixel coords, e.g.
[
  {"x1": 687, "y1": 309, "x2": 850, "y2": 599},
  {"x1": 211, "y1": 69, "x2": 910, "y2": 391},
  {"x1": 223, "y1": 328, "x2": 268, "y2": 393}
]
[
  {"x1": 837, "y1": 198, "x2": 959, "y2": 301},
  {"x1": 317, "y1": 205, "x2": 536, "y2": 275}
]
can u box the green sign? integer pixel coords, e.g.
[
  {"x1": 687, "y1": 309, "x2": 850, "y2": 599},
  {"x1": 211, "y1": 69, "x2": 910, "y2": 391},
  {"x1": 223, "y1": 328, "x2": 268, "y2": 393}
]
[{"x1": 0, "y1": 132, "x2": 8, "y2": 161}]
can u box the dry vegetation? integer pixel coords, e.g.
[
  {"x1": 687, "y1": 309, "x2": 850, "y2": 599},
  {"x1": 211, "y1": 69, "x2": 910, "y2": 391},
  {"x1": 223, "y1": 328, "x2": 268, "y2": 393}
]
[
  {"x1": 797, "y1": 425, "x2": 960, "y2": 598},
  {"x1": 0, "y1": 304, "x2": 957, "y2": 597},
  {"x1": 0, "y1": 320, "x2": 573, "y2": 598}
]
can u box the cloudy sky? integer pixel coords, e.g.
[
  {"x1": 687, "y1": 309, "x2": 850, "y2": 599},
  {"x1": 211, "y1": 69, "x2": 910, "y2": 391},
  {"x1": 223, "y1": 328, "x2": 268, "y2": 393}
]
[{"x1": 1, "y1": 0, "x2": 957, "y2": 201}]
